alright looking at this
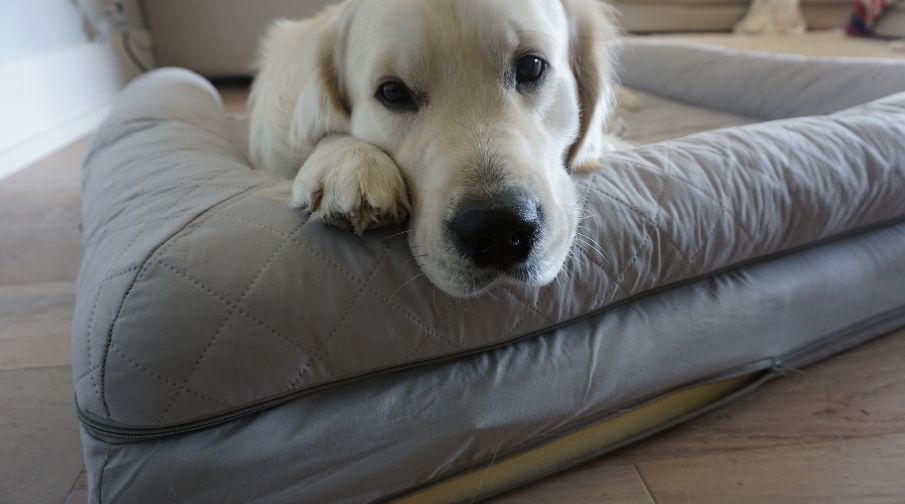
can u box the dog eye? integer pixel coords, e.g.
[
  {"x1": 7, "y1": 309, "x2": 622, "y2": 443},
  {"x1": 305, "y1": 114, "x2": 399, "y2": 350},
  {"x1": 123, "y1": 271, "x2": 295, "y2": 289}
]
[
  {"x1": 515, "y1": 55, "x2": 547, "y2": 87},
  {"x1": 376, "y1": 81, "x2": 418, "y2": 111}
]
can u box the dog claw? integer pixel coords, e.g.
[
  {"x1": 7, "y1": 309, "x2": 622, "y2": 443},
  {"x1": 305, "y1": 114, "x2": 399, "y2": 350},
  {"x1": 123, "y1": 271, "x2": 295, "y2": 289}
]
[{"x1": 290, "y1": 137, "x2": 411, "y2": 234}]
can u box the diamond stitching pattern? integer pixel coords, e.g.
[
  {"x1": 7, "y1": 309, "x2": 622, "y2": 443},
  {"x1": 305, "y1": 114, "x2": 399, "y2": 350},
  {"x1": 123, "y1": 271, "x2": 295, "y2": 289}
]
[
  {"x1": 153, "y1": 221, "x2": 305, "y2": 423},
  {"x1": 97, "y1": 188, "x2": 262, "y2": 417},
  {"x1": 82, "y1": 183, "x2": 204, "y2": 410},
  {"x1": 579, "y1": 180, "x2": 697, "y2": 275},
  {"x1": 109, "y1": 344, "x2": 229, "y2": 408},
  {"x1": 73, "y1": 82, "x2": 905, "y2": 427},
  {"x1": 150, "y1": 260, "x2": 329, "y2": 395},
  {"x1": 215, "y1": 210, "x2": 463, "y2": 354}
]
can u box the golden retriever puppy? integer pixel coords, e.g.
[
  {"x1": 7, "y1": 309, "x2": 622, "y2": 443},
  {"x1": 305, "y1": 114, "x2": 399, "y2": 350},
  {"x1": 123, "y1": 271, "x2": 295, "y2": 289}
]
[{"x1": 250, "y1": 0, "x2": 621, "y2": 297}]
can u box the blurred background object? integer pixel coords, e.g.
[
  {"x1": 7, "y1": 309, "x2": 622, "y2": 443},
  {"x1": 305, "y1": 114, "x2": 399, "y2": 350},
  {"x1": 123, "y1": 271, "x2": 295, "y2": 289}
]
[
  {"x1": 734, "y1": 0, "x2": 808, "y2": 35},
  {"x1": 144, "y1": 0, "x2": 335, "y2": 78},
  {"x1": 610, "y1": 0, "x2": 852, "y2": 33},
  {"x1": 140, "y1": 0, "x2": 904, "y2": 79},
  {"x1": 2, "y1": 0, "x2": 902, "y2": 180},
  {"x1": 0, "y1": 0, "x2": 151, "y2": 179}
]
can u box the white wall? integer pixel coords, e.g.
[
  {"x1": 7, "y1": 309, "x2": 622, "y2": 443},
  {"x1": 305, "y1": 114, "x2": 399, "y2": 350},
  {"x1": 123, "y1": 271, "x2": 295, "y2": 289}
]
[
  {"x1": 0, "y1": 0, "x2": 90, "y2": 65},
  {"x1": 0, "y1": 0, "x2": 148, "y2": 180}
]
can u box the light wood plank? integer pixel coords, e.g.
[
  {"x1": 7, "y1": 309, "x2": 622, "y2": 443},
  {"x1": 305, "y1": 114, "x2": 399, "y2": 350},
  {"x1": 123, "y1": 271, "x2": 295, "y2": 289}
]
[
  {"x1": 0, "y1": 282, "x2": 75, "y2": 371},
  {"x1": 0, "y1": 331, "x2": 71, "y2": 371},
  {"x1": 0, "y1": 138, "x2": 86, "y2": 286},
  {"x1": 0, "y1": 224, "x2": 83, "y2": 286},
  {"x1": 0, "y1": 281, "x2": 74, "y2": 332},
  {"x1": 0, "y1": 187, "x2": 81, "y2": 230},
  {"x1": 605, "y1": 329, "x2": 905, "y2": 467},
  {"x1": 63, "y1": 468, "x2": 88, "y2": 504},
  {"x1": 0, "y1": 366, "x2": 84, "y2": 504},
  {"x1": 0, "y1": 137, "x2": 86, "y2": 196},
  {"x1": 637, "y1": 432, "x2": 905, "y2": 504}
]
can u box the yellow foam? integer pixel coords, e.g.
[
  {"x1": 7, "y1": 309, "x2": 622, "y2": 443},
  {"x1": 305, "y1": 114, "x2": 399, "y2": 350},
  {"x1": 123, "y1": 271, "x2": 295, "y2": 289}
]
[{"x1": 396, "y1": 374, "x2": 756, "y2": 503}]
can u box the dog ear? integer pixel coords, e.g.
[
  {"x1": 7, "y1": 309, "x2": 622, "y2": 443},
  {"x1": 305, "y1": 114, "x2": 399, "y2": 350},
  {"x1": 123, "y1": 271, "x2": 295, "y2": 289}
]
[
  {"x1": 250, "y1": 9, "x2": 351, "y2": 178},
  {"x1": 562, "y1": 0, "x2": 620, "y2": 174}
]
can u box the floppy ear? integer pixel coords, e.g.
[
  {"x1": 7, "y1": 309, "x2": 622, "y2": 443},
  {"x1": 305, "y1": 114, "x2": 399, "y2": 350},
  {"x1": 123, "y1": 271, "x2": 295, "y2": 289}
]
[
  {"x1": 250, "y1": 8, "x2": 351, "y2": 178},
  {"x1": 562, "y1": 0, "x2": 620, "y2": 174}
]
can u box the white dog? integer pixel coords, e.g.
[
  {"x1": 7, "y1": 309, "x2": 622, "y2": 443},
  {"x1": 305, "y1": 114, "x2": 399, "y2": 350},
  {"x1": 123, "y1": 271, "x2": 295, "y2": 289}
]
[{"x1": 250, "y1": 0, "x2": 621, "y2": 297}]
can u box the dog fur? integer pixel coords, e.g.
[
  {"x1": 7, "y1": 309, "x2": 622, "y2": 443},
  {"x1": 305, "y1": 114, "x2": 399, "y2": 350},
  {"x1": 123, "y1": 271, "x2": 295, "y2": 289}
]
[{"x1": 250, "y1": 0, "x2": 621, "y2": 296}]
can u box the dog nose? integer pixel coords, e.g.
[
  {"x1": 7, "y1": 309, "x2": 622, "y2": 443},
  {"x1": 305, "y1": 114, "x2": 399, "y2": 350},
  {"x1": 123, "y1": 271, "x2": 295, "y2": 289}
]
[{"x1": 450, "y1": 198, "x2": 540, "y2": 270}]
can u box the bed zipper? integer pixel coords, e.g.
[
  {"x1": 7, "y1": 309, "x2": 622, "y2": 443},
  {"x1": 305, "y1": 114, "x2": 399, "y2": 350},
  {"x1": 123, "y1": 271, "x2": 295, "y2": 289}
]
[
  {"x1": 79, "y1": 303, "x2": 905, "y2": 443},
  {"x1": 770, "y1": 359, "x2": 806, "y2": 383},
  {"x1": 77, "y1": 359, "x2": 780, "y2": 444},
  {"x1": 76, "y1": 388, "x2": 315, "y2": 443}
]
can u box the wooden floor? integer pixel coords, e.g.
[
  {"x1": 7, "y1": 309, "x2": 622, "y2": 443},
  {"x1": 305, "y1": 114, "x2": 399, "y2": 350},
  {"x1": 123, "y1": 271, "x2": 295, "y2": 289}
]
[{"x1": 2, "y1": 33, "x2": 905, "y2": 504}]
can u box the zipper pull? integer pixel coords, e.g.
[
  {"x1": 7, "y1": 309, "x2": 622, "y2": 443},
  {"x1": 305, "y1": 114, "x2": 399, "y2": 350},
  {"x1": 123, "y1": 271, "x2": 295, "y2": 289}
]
[{"x1": 772, "y1": 359, "x2": 806, "y2": 383}]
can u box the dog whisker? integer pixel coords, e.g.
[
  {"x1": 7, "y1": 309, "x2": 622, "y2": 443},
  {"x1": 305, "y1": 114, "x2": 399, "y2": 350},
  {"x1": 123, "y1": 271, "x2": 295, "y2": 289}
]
[
  {"x1": 575, "y1": 239, "x2": 609, "y2": 269},
  {"x1": 577, "y1": 213, "x2": 601, "y2": 236},
  {"x1": 387, "y1": 272, "x2": 425, "y2": 303},
  {"x1": 432, "y1": 286, "x2": 453, "y2": 327},
  {"x1": 575, "y1": 232, "x2": 610, "y2": 265},
  {"x1": 573, "y1": 244, "x2": 592, "y2": 272},
  {"x1": 564, "y1": 264, "x2": 577, "y2": 285},
  {"x1": 557, "y1": 255, "x2": 576, "y2": 286},
  {"x1": 572, "y1": 239, "x2": 600, "y2": 275},
  {"x1": 456, "y1": 293, "x2": 478, "y2": 316},
  {"x1": 374, "y1": 229, "x2": 412, "y2": 246},
  {"x1": 575, "y1": 231, "x2": 604, "y2": 253}
]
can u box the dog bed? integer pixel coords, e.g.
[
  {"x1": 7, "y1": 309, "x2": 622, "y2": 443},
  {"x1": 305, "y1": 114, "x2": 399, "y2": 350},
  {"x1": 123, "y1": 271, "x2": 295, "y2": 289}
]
[{"x1": 72, "y1": 41, "x2": 905, "y2": 503}]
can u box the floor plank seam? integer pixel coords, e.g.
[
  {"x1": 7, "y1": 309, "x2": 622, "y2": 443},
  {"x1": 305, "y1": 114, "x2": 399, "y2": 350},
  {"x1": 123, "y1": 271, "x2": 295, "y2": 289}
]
[
  {"x1": 0, "y1": 364, "x2": 74, "y2": 373},
  {"x1": 611, "y1": 427, "x2": 905, "y2": 468},
  {"x1": 62, "y1": 467, "x2": 86, "y2": 504},
  {"x1": 632, "y1": 464, "x2": 658, "y2": 504}
]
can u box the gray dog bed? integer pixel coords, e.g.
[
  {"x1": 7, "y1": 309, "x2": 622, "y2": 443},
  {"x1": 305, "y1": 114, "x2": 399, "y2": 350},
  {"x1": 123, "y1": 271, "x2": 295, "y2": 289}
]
[{"x1": 73, "y1": 41, "x2": 905, "y2": 503}]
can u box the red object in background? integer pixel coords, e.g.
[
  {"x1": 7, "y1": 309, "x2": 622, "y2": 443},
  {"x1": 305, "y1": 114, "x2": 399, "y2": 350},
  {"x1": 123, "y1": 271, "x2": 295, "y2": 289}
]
[{"x1": 846, "y1": 0, "x2": 892, "y2": 36}]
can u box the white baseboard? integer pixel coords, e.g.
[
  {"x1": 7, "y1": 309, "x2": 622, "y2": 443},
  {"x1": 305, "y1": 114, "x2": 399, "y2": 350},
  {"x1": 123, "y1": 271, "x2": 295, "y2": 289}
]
[
  {"x1": 0, "y1": 103, "x2": 111, "y2": 181},
  {"x1": 0, "y1": 42, "x2": 134, "y2": 181}
]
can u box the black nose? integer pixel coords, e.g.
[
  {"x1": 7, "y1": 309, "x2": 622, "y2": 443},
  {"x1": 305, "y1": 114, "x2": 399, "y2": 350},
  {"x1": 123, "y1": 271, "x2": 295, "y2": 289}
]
[{"x1": 449, "y1": 198, "x2": 541, "y2": 270}]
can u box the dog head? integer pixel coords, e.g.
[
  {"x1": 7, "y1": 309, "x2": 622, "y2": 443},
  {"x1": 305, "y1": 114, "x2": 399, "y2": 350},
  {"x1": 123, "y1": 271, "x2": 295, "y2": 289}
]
[{"x1": 260, "y1": 0, "x2": 619, "y2": 297}]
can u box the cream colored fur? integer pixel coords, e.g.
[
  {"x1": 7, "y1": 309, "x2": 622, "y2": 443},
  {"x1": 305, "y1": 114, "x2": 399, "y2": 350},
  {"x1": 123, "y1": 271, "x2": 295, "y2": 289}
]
[{"x1": 250, "y1": 0, "x2": 621, "y2": 296}]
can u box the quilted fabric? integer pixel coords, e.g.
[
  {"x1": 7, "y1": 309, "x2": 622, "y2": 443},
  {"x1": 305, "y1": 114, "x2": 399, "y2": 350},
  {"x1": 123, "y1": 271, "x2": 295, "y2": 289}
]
[
  {"x1": 78, "y1": 222, "x2": 905, "y2": 503},
  {"x1": 73, "y1": 50, "x2": 905, "y2": 429},
  {"x1": 622, "y1": 40, "x2": 905, "y2": 120}
]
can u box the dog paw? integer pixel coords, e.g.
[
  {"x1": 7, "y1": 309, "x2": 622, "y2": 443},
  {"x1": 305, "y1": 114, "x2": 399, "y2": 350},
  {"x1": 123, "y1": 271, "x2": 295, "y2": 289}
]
[{"x1": 290, "y1": 136, "x2": 411, "y2": 234}]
